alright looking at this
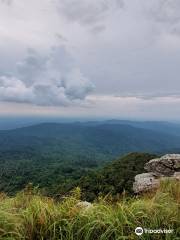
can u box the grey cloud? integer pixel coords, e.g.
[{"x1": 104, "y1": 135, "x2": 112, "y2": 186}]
[
  {"x1": 55, "y1": 33, "x2": 68, "y2": 42},
  {"x1": 146, "y1": 0, "x2": 180, "y2": 35},
  {"x1": 149, "y1": 0, "x2": 180, "y2": 23},
  {"x1": 0, "y1": 46, "x2": 94, "y2": 106},
  {"x1": 1, "y1": 0, "x2": 180, "y2": 119},
  {"x1": 56, "y1": 0, "x2": 124, "y2": 32},
  {"x1": 1, "y1": 0, "x2": 13, "y2": 5},
  {"x1": 115, "y1": 92, "x2": 180, "y2": 100},
  {"x1": 91, "y1": 25, "x2": 106, "y2": 34}
]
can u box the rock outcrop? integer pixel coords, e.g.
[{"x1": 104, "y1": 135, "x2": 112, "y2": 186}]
[
  {"x1": 133, "y1": 173, "x2": 160, "y2": 193},
  {"x1": 133, "y1": 154, "x2": 180, "y2": 194},
  {"x1": 145, "y1": 154, "x2": 180, "y2": 176}
]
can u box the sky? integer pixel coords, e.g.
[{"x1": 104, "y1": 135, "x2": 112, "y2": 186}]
[{"x1": 0, "y1": 0, "x2": 180, "y2": 120}]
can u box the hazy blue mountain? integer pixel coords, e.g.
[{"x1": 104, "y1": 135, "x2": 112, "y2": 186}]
[
  {"x1": 77, "y1": 120, "x2": 180, "y2": 136},
  {"x1": 1, "y1": 118, "x2": 180, "y2": 137},
  {"x1": 105, "y1": 120, "x2": 180, "y2": 136},
  {"x1": 0, "y1": 117, "x2": 78, "y2": 130},
  {"x1": 0, "y1": 122, "x2": 180, "y2": 154}
]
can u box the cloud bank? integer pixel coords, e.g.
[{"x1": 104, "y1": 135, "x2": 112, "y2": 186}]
[
  {"x1": 1, "y1": 0, "x2": 180, "y2": 119},
  {"x1": 0, "y1": 46, "x2": 94, "y2": 106}
]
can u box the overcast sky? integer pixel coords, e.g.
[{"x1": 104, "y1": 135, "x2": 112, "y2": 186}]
[{"x1": 0, "y1": 0, "x2": 180, "y2": 120}]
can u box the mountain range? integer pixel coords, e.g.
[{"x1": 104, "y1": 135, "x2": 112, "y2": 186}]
[{"x1": 0, "y1": 120, "x2": 180, "y2": 195}]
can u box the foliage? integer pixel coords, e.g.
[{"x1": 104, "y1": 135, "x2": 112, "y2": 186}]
[
  {"x1": 0, "y1": 122, "x2": 179, "y2": 196},
  {"x1": 0, "y1": 150, "x2": 98, "y2": 196},
  {"x1": 77, "y1": 153, "x2": 157, "y2": 201},
  {"x1": 0, "y1": 151, "x2": 157, "y2": 200},
  {"x1": 0, "y1": 179, "x2": 179, "y2": 240}
]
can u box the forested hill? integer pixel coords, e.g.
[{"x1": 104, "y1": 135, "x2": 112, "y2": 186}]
[
  {"x1": 77, "y1": 152, "x2": 157, "y2": 201},
  {"x1": 0, "y1": 122, "x2": 180, "y2": 154},
  {"x1": 0, "y1": 122, "x2": 180, "y2": 195}
]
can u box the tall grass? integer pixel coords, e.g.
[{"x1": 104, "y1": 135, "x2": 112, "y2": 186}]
[{"x1": 0, "y1": 180, "x2": 179, "y2": 240}]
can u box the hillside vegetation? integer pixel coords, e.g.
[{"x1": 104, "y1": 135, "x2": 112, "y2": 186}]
[
  {"x1": 1, "y1": 122, "x2": 180, "y2": 195},
  {"x1": 0, "y1": 179, "x2": 179, "y2": 240},
  {"x1": 0, "y1": 122, "x2": 179, "y2": 239},
  {"x1": 77, "y1": 153, "x2": 157, "y2": 201},
  {"x1": 0, "y1": 152, "x2": 156, "y2": 198}
]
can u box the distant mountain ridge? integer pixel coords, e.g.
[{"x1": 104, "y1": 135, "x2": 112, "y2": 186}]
[
  {"x1": 0, "y1": 121, "x2": 180, "y2": 195},
  {"x1": 1, "y1": 118, "x2": 180, "y2": 136},
  {"x1": 77, "y1": 119, "x2": 180, "y2": 136},
  {"x1": 0, "y1": 121, "x2": 180, "y2": 154}
]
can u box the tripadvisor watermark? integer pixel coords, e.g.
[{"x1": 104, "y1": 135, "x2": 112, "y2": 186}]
[{"x1": 135, "y1": 227, "x2": 173, "y2": 236}]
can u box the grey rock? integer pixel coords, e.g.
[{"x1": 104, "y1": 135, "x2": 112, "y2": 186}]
[
  {"x1": 145, "y1": 154, "x2": 180, "y2": 177},
  {"x1": 133, "y1": 154, "x2": 180, "y2": 194},
  {"x1": 133, "y1": 173, "x2": 160, "y2": 193},
  {"x1": 162, "y1": 154, "x2": 180, "y2": 169}
]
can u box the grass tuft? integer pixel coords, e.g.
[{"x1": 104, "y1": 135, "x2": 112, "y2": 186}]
[{"x1": 0, "y1": 180, "x2": 179, "y2": 240}]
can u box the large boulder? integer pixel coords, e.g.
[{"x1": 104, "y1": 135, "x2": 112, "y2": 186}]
[
  {"x1": 133, "y1": 154, "x2": 180, "y2": 194},
  {"x1": 133, "y1": 173, "x2": 160, "y2": 193},
  {"x1": 145, "y1": 154, "x2": 180, "y2": 177}
]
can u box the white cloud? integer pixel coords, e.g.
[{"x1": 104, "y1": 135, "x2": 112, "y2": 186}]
[{"x1": 0, "y1": 46, "x2": 94, "y2": 106}]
